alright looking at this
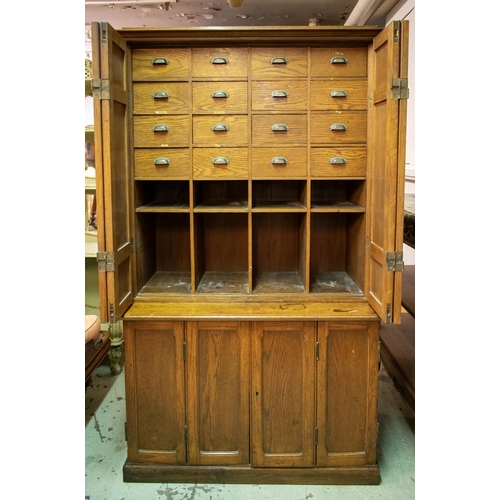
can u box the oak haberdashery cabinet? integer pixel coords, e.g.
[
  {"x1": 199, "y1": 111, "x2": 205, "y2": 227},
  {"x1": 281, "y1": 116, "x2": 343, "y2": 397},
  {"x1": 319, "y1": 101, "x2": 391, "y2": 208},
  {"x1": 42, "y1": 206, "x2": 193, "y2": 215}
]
[{"x1": 91, "y1": 21, "x2": 409, "y2": 485}]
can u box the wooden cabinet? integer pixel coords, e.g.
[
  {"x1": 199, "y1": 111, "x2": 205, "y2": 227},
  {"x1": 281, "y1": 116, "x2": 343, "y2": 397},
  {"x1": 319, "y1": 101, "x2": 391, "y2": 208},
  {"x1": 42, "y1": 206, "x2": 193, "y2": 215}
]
[{"x1": 91, "y1": 22, "x2": 409, "y2": 485}]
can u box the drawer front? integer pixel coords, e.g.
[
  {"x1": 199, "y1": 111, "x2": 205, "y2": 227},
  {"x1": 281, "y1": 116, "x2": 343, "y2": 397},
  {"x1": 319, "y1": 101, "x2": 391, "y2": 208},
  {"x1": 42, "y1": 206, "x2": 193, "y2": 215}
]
[
  {"x1": 251, "y1": 48, "x2": 308, "y2": 79},
  {"x1": 252, "y1": 115, "x2": 307, "y2": 146},
  {"x1": 192, "y1": 82, "x2": 248, "y2": 114},
  {"x1": 134, "y1": 149, "x2": 190, "y2": 179},
  {"x1": 134, "y1": 115, "x2": 190, "y2": 147},
  {"x1": 193, "y1": 115, "x2": 248, "y2": 146},
  {"x1": 193, "y1": 148, "x2": 248, "y2": 179},
  {"x1": 133, "y1": 82, "x2": 190, "y2": 114},
  {"x1": 310, "y1": 80, "x2": 367, "y2": 111},
  {"x1": 192, "y1": 48, "x2": 248, "y2": 78},
  {"x1": 310, "y1": 147, "x2": 366, "y2": 178},
  {"x1": 252, "y1": 81, "x2": 308, "y2": 111},
  {"x1": 252, "y1": 148, "x2": 307, "y2": 179},
  {"x1": 310, "y1": 48, "x2": 367, "y2": 78},
  {"x1": 132, "y1": 48, "x2": 190, "y2": 80},
  {"x1": 310, "y1": 112, "x2": 367, "y2": 145}
]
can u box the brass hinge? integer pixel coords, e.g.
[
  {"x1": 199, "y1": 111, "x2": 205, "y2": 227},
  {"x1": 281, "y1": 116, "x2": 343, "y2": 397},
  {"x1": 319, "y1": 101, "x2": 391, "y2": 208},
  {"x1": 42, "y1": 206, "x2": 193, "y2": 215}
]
[
  {"x1": 124, "y1": 422, "x2": 128, "y2": 441},
  {"x1": 183, "y1": 342, "x2": 187, "y2": 361},
  {"x1": 386, "y1": 251, "x2": 404, "y2": 272},
  {"x1": 393, "y1": 20, "x2": 400, "y2": 43},
  {"x1": 109, "y1": 303, "x2": 115, "y2": 324},
  {"x1": 391, "y1": 78, "x2": 409, "y2": 100},
  {"x1": 386, "y1": 303, "x2": 392, "y2": 323},
  {"x1": 315, "y1": 427, "x2": 318, "y2": 446},
  {"x1": 184, "y1": 425, "x2": 188, "y2": 443},
  {"x1": 97, "y1": 251, "x2": 115, "y2": 272},
  {"x1": 315, "y1": 342, "x2": 320, "y2": 361},
  {"x1": 92, "y1": 78, "x2": 110, "y2": 100}
]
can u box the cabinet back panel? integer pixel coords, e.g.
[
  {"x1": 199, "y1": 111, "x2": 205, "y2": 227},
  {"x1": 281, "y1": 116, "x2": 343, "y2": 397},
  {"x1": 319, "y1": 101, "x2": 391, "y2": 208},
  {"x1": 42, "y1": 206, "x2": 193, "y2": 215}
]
[
  {"x1": 155, "y1": 214, "x2": 191, "y2": 272},
  {"x1": 310, "y1": 214, "x2": 347, "y2": 272}
]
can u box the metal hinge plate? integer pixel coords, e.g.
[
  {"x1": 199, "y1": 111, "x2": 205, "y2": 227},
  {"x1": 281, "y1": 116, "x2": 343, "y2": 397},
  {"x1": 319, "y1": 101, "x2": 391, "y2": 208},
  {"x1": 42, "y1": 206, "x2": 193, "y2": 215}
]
[
  {"x1": 386, "y1": 251, "x2": 404, "y2": 272},
  {"x1": 315, "y1": 342, "x2": 320, "y2": 361},
  {"x1": 92, "y1": 78, "x2": 110, "y2": 100},
  {"x1": 391, "y1": 78, "x2": 409, "y2": 100},
  {"x1": 97, "y1": 251, "x2": 115, "y2": 272},
  {"x1": 393, "y1": 20, "x2": 400, "y2": 43}
]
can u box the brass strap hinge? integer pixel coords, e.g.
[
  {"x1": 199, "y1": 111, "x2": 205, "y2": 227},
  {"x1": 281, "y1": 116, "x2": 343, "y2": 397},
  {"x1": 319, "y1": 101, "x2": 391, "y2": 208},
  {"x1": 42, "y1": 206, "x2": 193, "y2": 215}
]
[
  {"x1": 92, "y1": 78, "x2": 110, "y2": 100},
  {"x1": 391, "y1": 78, "x2": 409, "y2": 100},
  {"x1": 393, "y1": 20, "x2": 400, "y2": 43},
  {"x1": 386, "y1": 251, "x2": 404, "y2": 272},
  {"x1": 97, "y1": 251, "x2": 115, "y2": 272}
]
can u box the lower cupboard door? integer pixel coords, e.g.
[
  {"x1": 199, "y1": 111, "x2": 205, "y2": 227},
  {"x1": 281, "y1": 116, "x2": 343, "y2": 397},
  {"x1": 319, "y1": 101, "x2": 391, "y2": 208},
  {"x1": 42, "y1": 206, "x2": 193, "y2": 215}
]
[
  {"x1": 251, "y1": 321, "x2": 316, "y2": 467},
  {"x1": 316, "y1": 321, "x2": 379, "y2": 466}
]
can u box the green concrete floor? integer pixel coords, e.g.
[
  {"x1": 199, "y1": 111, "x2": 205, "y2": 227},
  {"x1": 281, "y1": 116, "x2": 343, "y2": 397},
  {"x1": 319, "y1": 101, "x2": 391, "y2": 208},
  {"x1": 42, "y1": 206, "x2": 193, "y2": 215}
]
[{"x1": 85, "y1": 360, "x2": 415, "y2": 499}]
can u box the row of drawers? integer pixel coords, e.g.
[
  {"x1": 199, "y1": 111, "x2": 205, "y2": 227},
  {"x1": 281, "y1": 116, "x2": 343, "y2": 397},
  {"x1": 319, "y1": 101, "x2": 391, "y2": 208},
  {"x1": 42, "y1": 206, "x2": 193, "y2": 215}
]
[
  {"x1": 135, "y1": 147, "x2": 366, "y2": 179},
  {"x1": 135, "y1": 113, "x2": 366, "y2": 147},
  {"x1": 132, "y1": 47, "x2": 367, "y2": 80},
  {"x1": 134, "y1": 81, "x2": 367, "y2": 113}
]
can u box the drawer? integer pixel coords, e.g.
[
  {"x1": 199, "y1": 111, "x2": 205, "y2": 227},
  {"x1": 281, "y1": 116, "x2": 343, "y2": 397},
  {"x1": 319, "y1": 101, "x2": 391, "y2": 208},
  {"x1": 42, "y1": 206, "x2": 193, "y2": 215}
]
[
  {"x1": 193, "y1": 115, "x2": 248, "y2": 146},
  {"x1": 192, "y1": 82, "x2": 248, "y2": 114},
  {"x1": 251, "y1": 81, "x2": 308, "y2": 111},
  {"x1": 310, "y1": 112, "x2": 366, "y2": 145},
  {"x1": 310, "y1": 48, "x2": 367, "y2": 78},
  {"x1": 252, "y1": 115, "x2": 307, "y2": 146},
  {"x1": 310, "y1": 147, "x2": 366, "y2": 178},
  {"x1": 310, "y1": 80, "x2": 367, "y2": 111},
  {"x1": 133, "y1": 82, "x2": 190, "y2": 114},
  {"x1": 134, "y1": 149, "x2": 190, "y2": 179},
  {"x1": 132, "y1": 48, "x2": 189, "y2": 80},
  {"x1": 251, "y1": 48, "x2": 308, "y2": 79},
  {"x1": 192, "y1": 48, "x2": 248, "y2": 78},
  {"x1": 252, "y1": 148, "x2": 307, "y2": 179},
  {"x1": 134, "y1": 115, "x2": 190, "y2": 147},
  {"x1": 193, "y1": 148, "x2": 248, "y2": 179}
]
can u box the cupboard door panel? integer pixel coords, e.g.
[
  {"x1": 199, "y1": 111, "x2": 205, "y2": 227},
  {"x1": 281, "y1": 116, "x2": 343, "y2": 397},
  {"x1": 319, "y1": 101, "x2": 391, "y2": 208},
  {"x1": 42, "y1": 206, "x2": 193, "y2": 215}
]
[
  {"x1": 251, "y1": 321, "x2": 315, "y2": 467},
  {"x1": 316, "y1": 321, "x2": 379, "y2": 466},
  {"x1": 187, "y1": 322, "x2": 250, "y2": 465},
  {"x1": 124, "y1": 321, "x2": 186, "y2": 464}
]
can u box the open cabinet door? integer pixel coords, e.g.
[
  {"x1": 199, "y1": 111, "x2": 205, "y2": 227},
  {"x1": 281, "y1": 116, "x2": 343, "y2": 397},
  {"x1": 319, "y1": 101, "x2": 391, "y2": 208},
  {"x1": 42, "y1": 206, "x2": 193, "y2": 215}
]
[
  {"x1": 366, "y1": 20, "x2": 409, "y2": 324},
  {"x1": 92, "y1": 22, "x2": 134, "y2": 324}
]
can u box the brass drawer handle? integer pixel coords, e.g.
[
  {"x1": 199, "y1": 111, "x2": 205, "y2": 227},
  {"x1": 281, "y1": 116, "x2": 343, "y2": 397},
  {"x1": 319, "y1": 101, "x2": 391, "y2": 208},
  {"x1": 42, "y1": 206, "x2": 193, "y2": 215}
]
[
  {"x1": 152, "y1": 91, "x2": 170, "y2": 99},
  {"x1": 152, "y1": 124, "x2": 170, "y2": 133},
  {"x1": 330, "y1": 56, "x2": 348, "y2": 64},
  {"x1": 211, "y1": 57, "x2": 229, "y2": 65},
  {"x1": 153, "y1": 158, "x2": 171, "y2": 165},
  {"x1": 271, "y1": 90, "x2": 288, "y2": 98},
  {"x1": 151, "y1": 57, "x2": 169, "y2": 65},
  {"x1": 271, "y1": 124, "x2": 289, "y2": 132},
  {"x1": 330, "y1": 90, "x2": 348, "y2": 98},
  {"x1": 211, "y1": 123, "x2": 230, "y2": 132},
  {"x1": 330, "y1": 156, "x2": 348, "y2": 165},
  {"x1": 211, "y1": 90, "x2": 229, "y2": 98},
  {"x1": 270, "y1": 57, "x2": 288, "y2": 65},
  {"x1": 330, "y1": 123, "x2": 348, "y2": 131},
  {"x1": 270, "y1": 157, "x2": 288, "y2": 165},
  {"x1": 212, "y1": 157, "x2": 230, "y2": 165}
]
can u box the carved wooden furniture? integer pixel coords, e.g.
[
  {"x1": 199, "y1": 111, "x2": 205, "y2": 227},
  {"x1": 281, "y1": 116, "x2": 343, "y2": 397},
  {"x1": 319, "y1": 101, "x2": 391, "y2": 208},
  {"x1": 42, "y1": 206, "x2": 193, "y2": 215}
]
[{"x1": 91, "y1": 22, "x2": 409, "y2": 485}]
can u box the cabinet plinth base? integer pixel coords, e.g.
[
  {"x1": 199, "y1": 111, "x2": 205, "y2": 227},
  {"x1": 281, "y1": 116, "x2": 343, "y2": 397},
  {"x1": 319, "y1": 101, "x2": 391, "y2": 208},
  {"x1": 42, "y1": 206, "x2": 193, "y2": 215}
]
[{"x1": 123, "y1": 462, "x2": 381, "y2": 485}]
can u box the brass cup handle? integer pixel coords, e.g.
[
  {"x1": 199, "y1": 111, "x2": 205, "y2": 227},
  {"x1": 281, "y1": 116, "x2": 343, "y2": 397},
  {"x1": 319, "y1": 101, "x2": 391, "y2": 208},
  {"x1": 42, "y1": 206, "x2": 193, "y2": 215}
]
[
  {"x1": 211, "y1": 124, "x2": 230, "y2": 132},
  {"x1": 270, "y1": 57, "x2": 288, "y2": 65},
  {"x1": 153, "y1": 158, "x2": 171, "y2": 165},
  {"x1": 152, "y1": 124, "x2": 170, "y2": 132},
  {"x1": 330, "y1": 157, "x2": 348, "y2": 165},
  {"x1": 271, "y1": 124, "x2": 289, "y2": 132},
  {"x1": 152, "y1": 57, "x2": 169, "y2": 65},
  {"x1": 270, "y1": 157, "x2": 288, "y2": 165},
  {"x1": 152, "y1": 91, "x2": 170, "y2": 99},
  {"x1": 330, "y1": 90, "x2": 348, "y2": 98},
  {"x1": 211, "y1": 90, "x2": 229, "y2": 98},
  {"x1": 271, "y1": 90, "x2": 289, "y2": 98},
  {"x1": 330, "y1": 56, "x2": 348, "y2": 64},
  {"x1": 330, "y1": 123, "x2": 348, "y2": 131},
  {"x1": 211, "y1": 57, "x2": 229, "y2": 65},
  {"x1": 212, "y1": 157, "x2": 230, "y2": 165}
]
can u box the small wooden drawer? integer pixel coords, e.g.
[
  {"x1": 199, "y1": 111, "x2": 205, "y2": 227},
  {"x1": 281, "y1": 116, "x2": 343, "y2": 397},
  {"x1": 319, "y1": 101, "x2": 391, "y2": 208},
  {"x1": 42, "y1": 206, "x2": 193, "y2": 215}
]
[
  {"x1": 310, "y1": 48, "x2": 367, "y2": 78},
  {"x1": 310, "y1": 80, "x2": 367, "y2": 111},
  {"x1": 252, "y1": 115, "x2": 307, "y2": 146},
  {"x1": 133, "y1": 82, "x2": 190, "y2": 114},
  {"x1": 252, "y1": 148, "x2": 307, "y2": 179},
  {"x1": 192, "y1": 82, "x2": 248, "y2": 114},
  {"x1": 132, "y1": 48, "x2": 189, "y2": 80},
  {"x1": 310, "y1": 147, "x2": 366, "y2": 178},
  {"x1": 310, "y1": 112, "x2": 367, "y2": 145},
  {"x1": 193, "y1": 148, "x2": 248, "y2": 179},
  {"x1": 192, "y1": 48, "x2": 248, "y2": 78},
  {"x1": 251, "y1": 81, "x2": 308, "y2": 111},
  {"x1": 134, "y1": 149, "x2": 190, "y2": 179},
  {"x1": 193, "y1": 115, "x2": 248, "y2": 146},
  {"x1": 134, "y1": 115, "x2": 190, "y2": 147},
  {"x1": 251, "y1": 48, "x2": 308, "y2": 79}
]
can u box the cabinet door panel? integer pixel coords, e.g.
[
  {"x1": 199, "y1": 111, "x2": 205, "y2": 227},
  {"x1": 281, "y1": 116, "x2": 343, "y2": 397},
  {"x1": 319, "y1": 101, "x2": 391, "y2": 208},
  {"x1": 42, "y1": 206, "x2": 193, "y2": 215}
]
[
  {"x1": 316, "y1": 321, "x2": 379, "y2": 466},
  {"x1": 124, "y1": 321, "x2": 186, "y2": 464},
  {"x1": 251, "y1": 321, "x2": 315, "y2": 467},
  {"x1": 187, "y1": 322, "x2": 250, "y2": 465}
]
